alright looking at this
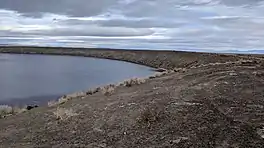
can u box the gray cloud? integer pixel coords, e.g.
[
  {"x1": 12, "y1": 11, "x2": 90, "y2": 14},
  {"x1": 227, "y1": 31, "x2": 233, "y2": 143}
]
[
  {"x1": 1, "y1": 0, "x2": 264, "y2": 52},
  {"x1": 0, "y1": 0, "x2": 117, "y2": 17},
  {"x1": 25, "y1": 26, "x2": 154, "y2": 37}
]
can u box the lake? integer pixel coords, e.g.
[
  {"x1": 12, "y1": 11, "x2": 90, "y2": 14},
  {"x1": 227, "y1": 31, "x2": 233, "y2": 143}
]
[{"x1": 0, "y1": 54, "x2": 154, "y2": 106}]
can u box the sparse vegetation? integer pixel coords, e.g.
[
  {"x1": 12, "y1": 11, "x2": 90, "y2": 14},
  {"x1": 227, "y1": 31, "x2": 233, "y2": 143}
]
[
  {"x1": 48, "y1": 100, "x2": 58, "y2": 107},
  {"x1": 58, "y1": 92, "x2": 86, "y2": 104},
  {"x1": 0, "y1": 105, "x2": 13, "y2": 118},
  {"x1": 53, "y1": 108, "x2": 78, "y2": 120},
  {"x1": 149, "y1": 71, "x2": 169, "y2": 79},
  {"x1": 120, "y1": 78, "x2": 146, "y2": 87},
  {"x1": 0, "y1": 105, "x2": 26, "y2": 118},
  {"x1": 101, "y1": 84, "x2": 115, "y2": 96},
  {"x1": 253, "y1": 71, "x2": 264, "y2": 77},
  {"x1": 136, "y1": 107, "x2": 161, "y2": 127},
  {"x1": 86, "y1": 87, "x2": 100, "y2": 95},
  {"x1": 174, "y1": 68, "x2": 186, "y2": 73},
  {"x1": 48, "y1": 87, "x2": 102, "y2": 107}
]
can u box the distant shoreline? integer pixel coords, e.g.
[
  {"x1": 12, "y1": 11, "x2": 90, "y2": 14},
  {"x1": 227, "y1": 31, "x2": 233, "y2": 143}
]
[{"x1": 1, "y1": 46, "x2": 262, "y2": 70}]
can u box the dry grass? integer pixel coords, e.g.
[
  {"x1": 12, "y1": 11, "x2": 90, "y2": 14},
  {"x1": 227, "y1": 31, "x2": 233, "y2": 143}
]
[
  {"x1": 0, "y1": 105, "x2": 13, "y2": 117},
  {"x1": 136, "y1": 105, "x2": 168, "y2": 128},
  {"x1": 48, "y1": 68, "x2": 171, "y2": 106},
  {"x1": 252, "y1": 71, "x2": 264, "y2": 77},
  {"x1": 149, "y1": 72, "x2": 167, "y2": 79},
  {"x1": 136, "y1": 107, "x2": 160, "y2": 127},
  {"x1": 173, "y1": 68, "x2": 186, "y2": 73},
  {"x1": 53, "y1": 107, "x2": 78, "y2": 120},
  {"x1": 86, "y1": 87, "x2": 100, "y2": 95},
  {"x1": 101, "y1": 84, "x2": 115, "y2": 96},
  {"x1": 58, "y1": 92, "x2": 86, "y2": 105},
  {"x1": 120, "y1": 78, "x2": 146, "y2": 87},
  {"x1": 0, "y1": 105, "x2": 26, "y2": 118},
  {"x1": 48, "y1": 67, "x2": 172, "y2": 106},
  {"x1": 48, "y1": 87, "x2": 102, "y2": 107},
  {"x1": 48, "y1": 100, "x2": 59, "y2": 107}
]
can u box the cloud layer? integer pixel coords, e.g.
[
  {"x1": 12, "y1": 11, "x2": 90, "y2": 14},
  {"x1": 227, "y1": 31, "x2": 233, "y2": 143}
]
[{"x1": 1, "y1": 0, "x2": 264, "y2": 53}]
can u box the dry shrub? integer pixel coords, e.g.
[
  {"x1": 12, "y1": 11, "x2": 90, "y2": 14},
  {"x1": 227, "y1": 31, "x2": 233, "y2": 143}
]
[
  {"x1": 120, "y1": 78, "x2": 146, "y2": 87},
  {"x1": 53, "y1": 108, "x2": 78, "y2": 120},
  {"x1": 253, "y1": 71, "x2": 264, "y2": 77},
  {"x1": 174, "y1": 68, "x2": 186, "y2": 73},
  {"x1": 49, "y1": 87, "x2": 101, "y2": 107},
  {"x1": 58, "y1": 95, "x2": 70, "y2": 104},
  {"x1": 48, "y1": 100, "x2": 58, "y2": 107},
  {"x1": 101, "y1": 84, "x2": 115, "y2": 96},
  {"x1": 0, "y1": 105, "x2": 13, "y2": 117},
  {"x1": 149, "y1": 72, "x2": 167, "y2": 79},
  {"x1": 0, "y1": 105, "x2": 26, "y2": 118},
  {"x1": 137, "y1": 107, "x2": 160, "y2": 127},
  {"x1": 86, "y1": 87, "x2": 100, "y2": 95},
  {"x1": 58, "y1": 91, "x2": 86, "y2": 104},
  {"x1": 238, "y1": 59, "x2": 259, "y2": 66}
]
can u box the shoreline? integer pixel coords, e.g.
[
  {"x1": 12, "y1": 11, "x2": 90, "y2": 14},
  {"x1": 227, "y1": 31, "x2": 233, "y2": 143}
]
[
  {"x1": 0, "y1": 46, "x2": 262, "y2": 106},
  {"x1": 0, "y1": 46, "x2": 263, "y2": 107},
  {"x1": 0, "y1": 51, "x2": 158, "y2": 107},
  {"x1": 1, "y1": 46, "x2": 264, "y2": 147},
  {"x1": 1, "y1": 45, "x2": 260, "y2": 70}
]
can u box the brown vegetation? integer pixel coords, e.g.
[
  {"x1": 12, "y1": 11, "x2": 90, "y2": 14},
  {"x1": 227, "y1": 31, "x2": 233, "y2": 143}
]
[
  {"x1": 119, "y1": 78, "x2": 146, "y2": 87},
  {"x1": 53, "y1": 107, "x2": 78, "y2": 120},
  {"x1": 0, "y1": 105, "x2": 26, "y2": 118}
]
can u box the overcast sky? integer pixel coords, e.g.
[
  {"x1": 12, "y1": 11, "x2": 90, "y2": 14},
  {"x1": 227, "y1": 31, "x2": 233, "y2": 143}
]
[{"x1": 1, "y1": 0, "x2": 264, "y2": 53}]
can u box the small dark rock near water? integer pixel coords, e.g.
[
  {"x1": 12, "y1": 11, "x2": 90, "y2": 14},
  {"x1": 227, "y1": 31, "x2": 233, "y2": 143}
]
[{"x1": 26, "y1": 105, "x2": 39, "y2": 110}]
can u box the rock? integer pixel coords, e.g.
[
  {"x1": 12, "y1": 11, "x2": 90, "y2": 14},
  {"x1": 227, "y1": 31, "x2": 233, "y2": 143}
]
[
  {"x1": 156, "y1": 68, "x2": 167, "y2": 72},
  {"x1": 26, "y1": 105, "x2": 39, "y2": 110}
]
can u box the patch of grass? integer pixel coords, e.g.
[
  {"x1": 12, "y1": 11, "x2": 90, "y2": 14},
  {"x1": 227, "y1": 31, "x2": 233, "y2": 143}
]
[
  {"x1": 136, "y1": 107, "x2": 161, "y2": 127},
  {"x1": 238, "y1": 59, "x2": 259, "y2": 66},
  {"x1": 101, "y1": 84, "x2": 115, "y2": 96},
  {"x1": 149, "y1": 71, "x2": 170, "y2": 79},
  {"x1": 86, "y1": 87, "x2": 100, "y2": 95},
  {"x1": 58, "y1": 92, "x2": 86, "y2": 104},
  {"x1": 0, "y1": 105, "x2": 26, "y2": 118},
  {"x1": 173, "y1": 68, "x2": 186, "y2": 73},
  {"x1": 148, "y1": 69, "x2": 177, "y2": 79},
  {"x1": 48, "y1": 100, "x2": 58, "y2": 107},
  {"x1": 48, "y1": 87, "x2": 102, "y2": 107},
  {"x1": 53, "y1": 107, "x2": 78, "y2": 120},
  {"x1": 0, "y1": 105, "x2": 13, "y2": 118},
  {"x1": 120, "y1": 78, "x2": 146, "y2": 87},
  {"x1": 252, "y1": 71, "x2": 264, "y2": 77}
]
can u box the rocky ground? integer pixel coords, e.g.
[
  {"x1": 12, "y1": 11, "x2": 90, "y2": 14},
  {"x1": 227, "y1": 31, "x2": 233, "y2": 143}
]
[{"x1": 0, "y1": 47, "x2": 264, "y2": 147}]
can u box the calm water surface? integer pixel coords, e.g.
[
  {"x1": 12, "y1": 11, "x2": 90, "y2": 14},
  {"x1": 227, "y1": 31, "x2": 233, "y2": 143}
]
[{"x1": 0, "y1": 54, "x2": 154, "y2": 106}]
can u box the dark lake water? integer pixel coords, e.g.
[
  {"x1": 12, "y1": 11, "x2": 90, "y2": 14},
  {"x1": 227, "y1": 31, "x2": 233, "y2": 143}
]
[{"x1": 0, "y1": 54, "x2": 154, "y2": 106}]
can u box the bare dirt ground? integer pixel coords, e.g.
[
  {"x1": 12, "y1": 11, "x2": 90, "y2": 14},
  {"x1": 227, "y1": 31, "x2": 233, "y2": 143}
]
[{"x1": 0, "y1": 47, "x2": 264, "y2": 147}]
